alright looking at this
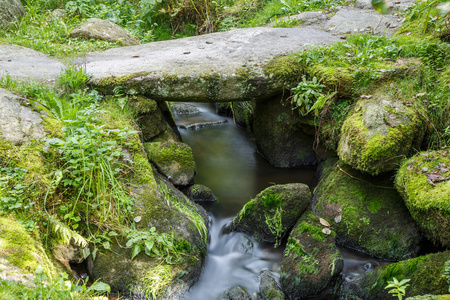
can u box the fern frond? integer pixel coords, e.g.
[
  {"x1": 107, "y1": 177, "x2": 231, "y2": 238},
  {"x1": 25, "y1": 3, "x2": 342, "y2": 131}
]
[{"x1": 48, "y1": 216, "x2": 87, "y2": 247}]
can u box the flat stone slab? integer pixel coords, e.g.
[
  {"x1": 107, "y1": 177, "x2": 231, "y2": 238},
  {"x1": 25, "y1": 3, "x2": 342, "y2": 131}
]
[
  {"x1": 75, "y1": 27, "x2": 339, "y2": 102},
  {"x1": 326, "y1": 8, "x2": 403, "y2": 36},
  {"x1": 0, "y1": 44, "x2": 65, "y2": 84}
]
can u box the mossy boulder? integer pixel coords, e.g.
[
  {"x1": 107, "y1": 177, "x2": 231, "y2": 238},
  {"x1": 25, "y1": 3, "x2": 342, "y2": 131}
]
[
  {"x1": 145, "y1": 141, "x2": 196, "y2": 187},
  {"x1": 231, "y1": 101, "x2": 254, "y2": 131},
  {"x1": 253, "y1": 95, "x2": 316, "y2": 168},
  {"x1": 259, "y1": 270, "x2": 285, "y2": 300},
  {"x1": 395, "y1": 150, "x2": 450, "y2": 247},
  {"x1": 337, "y1": 95, "x2": 423, "y2": 175},
  {"x1": 340, "y1": 250, "x2": 450, "y2": 299},
  {"x1": 184, "y1": 184, "x2": 216, "y2": 203},
  {"x1": 0, "y1": 217, "x2": 57, "y2": 286},
  {"x1": 222, "y1": 285, "x2": 252, "y2": 300},
  {"x1": 229, "y1": 183, "x2": 311, "y2": 245},
  {"x1": 280, "y1": 211, "x2": 343, "y2": 299},
  {"x1": 128, "y1": 96, "x2": 180, "y2": 143},
  {"x1": 407, "y1": 296, "x2": 450, "y2": 300},
  {"x1": 313, "y1": 159, "x2": 422, "y2": 260},
  {"x1": 89, "y1": 180, "x2": 208, "y2": 299}
]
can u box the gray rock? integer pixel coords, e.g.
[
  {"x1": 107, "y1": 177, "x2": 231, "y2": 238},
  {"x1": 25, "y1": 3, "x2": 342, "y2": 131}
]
[
  {"x1": 179, "y1": 119, "x2": 228, "y2": 130},
  {"x1": 170, "y1": 103, "x2": 200, "y2": 115},
  {"x1": 185, "y1": 184, "x2": 217, "y2": 202},
  {"x1": 280, "y1": 211, "x2": 343, "y2": 299},
  {"x1": 254, "y1": 95, "x2": 316, "y2": 167},
  {"x1": 337, "y1": 96, "x2": 423, "y2": 175},
  {"x1": 70, "y1": 18, "x2": 139, "y2": 46},
  {"x1": 145, "y1": 142, "x2": 196, "y2": 187},
  {"x1": 276, "y1": 11, "x2": 328, "y2": 29},
  {"x1": 221, "y1": 285, "x2": 252, "y2": 300},
  {"x1": 0, "y1": 44, "x2": 66, "y2": 84},
  {"x1": 313, "y1": 159, "x2": 422, "y2": 260},
  {"x1": 0, "y1": 88, "x2": 47, "y2": 144},
  {"x1": 259, "y1": 270, "x2": 285, "y2": 300},
  {"x1": 230, "y1": 183, "x2": 311, "y2": 245},
  {"x1": 74, "y1": 27, "x2": 340, "y2": 103},
  {"x1": 326, "y1": 8, "x2": 404, "y2": 36},
  {"x1": 0, "y1": 0, "x2": 25, "y2": 30},
  {"x1": 51, "y1": 9, "x2": 66, "y2": 18}
]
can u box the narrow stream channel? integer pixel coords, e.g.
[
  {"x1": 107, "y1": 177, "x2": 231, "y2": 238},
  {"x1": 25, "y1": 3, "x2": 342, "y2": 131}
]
[{"x1": 174, "y1": 103, "x2": 387, "y2": 300}]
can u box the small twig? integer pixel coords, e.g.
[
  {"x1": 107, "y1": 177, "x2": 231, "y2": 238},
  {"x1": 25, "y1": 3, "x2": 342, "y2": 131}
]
[{"x1": 335, "y1": 163, "x2": 395, "y2": 189}]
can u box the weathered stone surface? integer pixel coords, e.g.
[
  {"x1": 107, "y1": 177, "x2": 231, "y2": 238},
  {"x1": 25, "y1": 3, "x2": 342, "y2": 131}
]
[
  {"x1": 281, "y1": 211, "x2": 343, "y2": 299},
  {"x1": 230, "y1": 183, "x2": 311, "y2": 245},
  {"x1": 395, "y1": 150, "x2": 450, "y2": 247},
  {"x1": 184, "y1": 184, "x2": 217, "y2": 203},
  {"x1": 0, "y1": 88, "x2": 47, "y2": 144},
  {"x1": 326, "y1": 8, "x2": 403, "y2": 36},
  {"x1": 313, "y1": 158, "x2": 422, "y2": 260},
  {"x1": 259, "y1": 271, "x2": 285, "y2": 300},
  {"x1": 221, "y1": 285, "x2": 252, "y2": 300},
  {"x1": 0, "y1": 0, "x2": 25, "y2": 30},
  {"x1": 254, "y1": 95, "x2": 316, "y2": 167},
  {"x1": 0, "y1": 44, "x2": 65, "y2": 84},
  {"x1": 339, "y1": 251, "x2": 450, "y2": 299},
  {"x1": 274, "y1": 11, "x2": 327, "y2": 29},
  {"x1": 70, "y1": 18, "x2": 139, "y2": 46},
  {"x1": 338, "y1": 96, "x2": 423, "y2": 175},
  {"x1": 145, "y1": 142, "x2": 196, "y2": 186},
  {"x1": 74, "y1": 27, "x2": 339, "y2": 102}
]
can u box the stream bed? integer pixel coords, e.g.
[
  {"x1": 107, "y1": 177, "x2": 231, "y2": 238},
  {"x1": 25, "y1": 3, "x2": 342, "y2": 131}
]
[{"x1": 174, "y1": 103, "x2": 388, "y2": 299}]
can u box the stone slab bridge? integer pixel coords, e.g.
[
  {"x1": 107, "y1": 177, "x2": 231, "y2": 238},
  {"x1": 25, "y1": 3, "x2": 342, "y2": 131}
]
[{"x1": 71, "y1": 27, "x2": 339, "y2": 102}]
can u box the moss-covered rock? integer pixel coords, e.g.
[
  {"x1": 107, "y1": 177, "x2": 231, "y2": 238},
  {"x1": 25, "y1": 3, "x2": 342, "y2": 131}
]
[
  {"x1": 253, "y1": 95, "x2": 316, "y2": 168},
  {"x1": 407, "y1": 296, "x2": 450, "y2": 300},
  {"x1": 184, "y1": 184, "x2": 216, "y2": 203},
  {"x1": 145, "y1": 141, "x2": 196, "y2": 187},
  {"x1": 337, "y1": 95, "x2": 423, "y2": 175},
  {"x1": 229, "y1": 183, "x2": 311, "y2": 245},
  {"x1": 127, "y1": 96, "x2": 180, "y2": 143},
  {"x1": 89, "y1": 179, "x2": 208, "y2": 299},
  {"x1": 222, "y1": 285, "x2": 252, "y2": 300},
  {"x1": 259, "y1": 270, "x2": 285, "y2": 300},
  {"x1": 313, "y1": 159, "x2": 422, "y2": 260},
  {"x1": 395, "y1": 150, "x2": 450, "y2": 247},
  {"x1": 280, "y1": 211, "x2": 343, "y2": 299},
  {"x1": 0, "y1": 217, "x2": 57, "y2": 286},
  {"x1": 231, "y1": 101, "x2": 254, "y2": 131},
  {"x1": 339, "y1": 251, "x2": 450, "y2": 299}
]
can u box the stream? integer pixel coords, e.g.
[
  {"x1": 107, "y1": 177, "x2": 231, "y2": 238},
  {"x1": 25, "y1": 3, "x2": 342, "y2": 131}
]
[{"x1": 174, "y1": 103, "x2": 387, "y2": 300}]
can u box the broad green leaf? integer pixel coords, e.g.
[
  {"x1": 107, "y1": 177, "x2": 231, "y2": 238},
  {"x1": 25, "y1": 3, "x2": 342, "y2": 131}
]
[
  {"x1": 89, "y1": 281, "x2": 111, "y2": 293},
  {"x1": 131, "y1": 244, "x2": 142, "y2": 259},
  {"x1": 145, "y1": 240, "x2": 154, "y2": 252}
]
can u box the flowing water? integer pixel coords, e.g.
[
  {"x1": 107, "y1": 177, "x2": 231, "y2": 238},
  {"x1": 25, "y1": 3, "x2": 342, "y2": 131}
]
[{"x1": 174, "y1": 103, "x2": 387, "y2": 300}]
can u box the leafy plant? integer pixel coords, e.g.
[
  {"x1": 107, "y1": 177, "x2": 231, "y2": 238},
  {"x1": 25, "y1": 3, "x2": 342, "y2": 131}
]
[
  {"x1": 443, "y1": 260, "x2": 450, "y2": 292},
  {"x1": 125, "y1": 227, "x2": 191, "y2": 263},
  {"x1": 385, "y1": 277, "x2": 411, "y2": 300},
  {"x1": 290, "y1": 77, "x2": 336, "y2": 116}
]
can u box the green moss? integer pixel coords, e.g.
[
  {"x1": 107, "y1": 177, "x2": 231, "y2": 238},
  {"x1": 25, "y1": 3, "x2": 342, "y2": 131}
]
[
  {"x1": 142, "y1": 264, "x2": 174, "y2": 299},
  {"x1": 0, "y1": 217, "x2": 56, "y2": 277},
  {"x1": 261, "y1": 192, "x2": 282, "y2": 209},
  {"x1": 263, "y1": 54, "x2": 303, "y2": 84},
  {"x1": 306, "y1": 64, "x2": 353, "y2": 96},
  {"x1": 293, "y1": 211, "x2": 335, "y2": 243},
  {"x1": 95, "y1": 71, "x2": 152, "y2": 89},
  {"x1": 146, "y1": 142, "x2": 195, "y2": 171},
  {"x1": 395, "y1": 150, "x2": 450, "y2": 246},
  {"x1": 315, "y1": 160, "x2": 421, "y2": 260}
]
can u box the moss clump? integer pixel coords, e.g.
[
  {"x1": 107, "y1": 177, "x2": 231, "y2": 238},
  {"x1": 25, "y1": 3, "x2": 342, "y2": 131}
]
[
  {"x1": 231, "y1": 183, "x2": 311, "y2": 245},
  {"x1": 306, "y1": 64, "x2": 353, "y2": 97},
  {"x1": 145, "y1": 142, "x2": 196, "y2": 186},
  {"x1": 342, "y1": 251, "x2": 450, "y2": 299},
  {"x1": 338, "y1": 95, "x2": 423, "y2": 175},
  {"x1": 395, "y1": 150, "x2": 450, "y2": 247},
  {"x1": 281, "y1": 211, "x2": 343, "y2": 299},
  {"x1": 263, "y1": 54, "x2": 303, "y2": 85},
  {"x1": 0, "y1": 217, "x2": 56, "y2": 277},
  {"x1": 314, "y1": 159, "x2": 421, "y2": 260}
]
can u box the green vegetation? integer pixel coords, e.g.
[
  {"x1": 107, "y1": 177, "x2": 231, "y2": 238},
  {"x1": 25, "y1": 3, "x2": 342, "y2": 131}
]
[
  {"x1": 0, "y1": 66, "x2": 203, "y2": 297},
  {"x1": 385, "y1": 277, "x2": 411, "y2": 300}
]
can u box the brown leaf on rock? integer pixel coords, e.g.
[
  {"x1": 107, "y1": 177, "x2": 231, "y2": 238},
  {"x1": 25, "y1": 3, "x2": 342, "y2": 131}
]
[
  {"x1": 319, "y1": 218, "x2": 331, "y2": 227},
  {"x1": 322, "y1": 228, "x2": 332, "y2": 235}
]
